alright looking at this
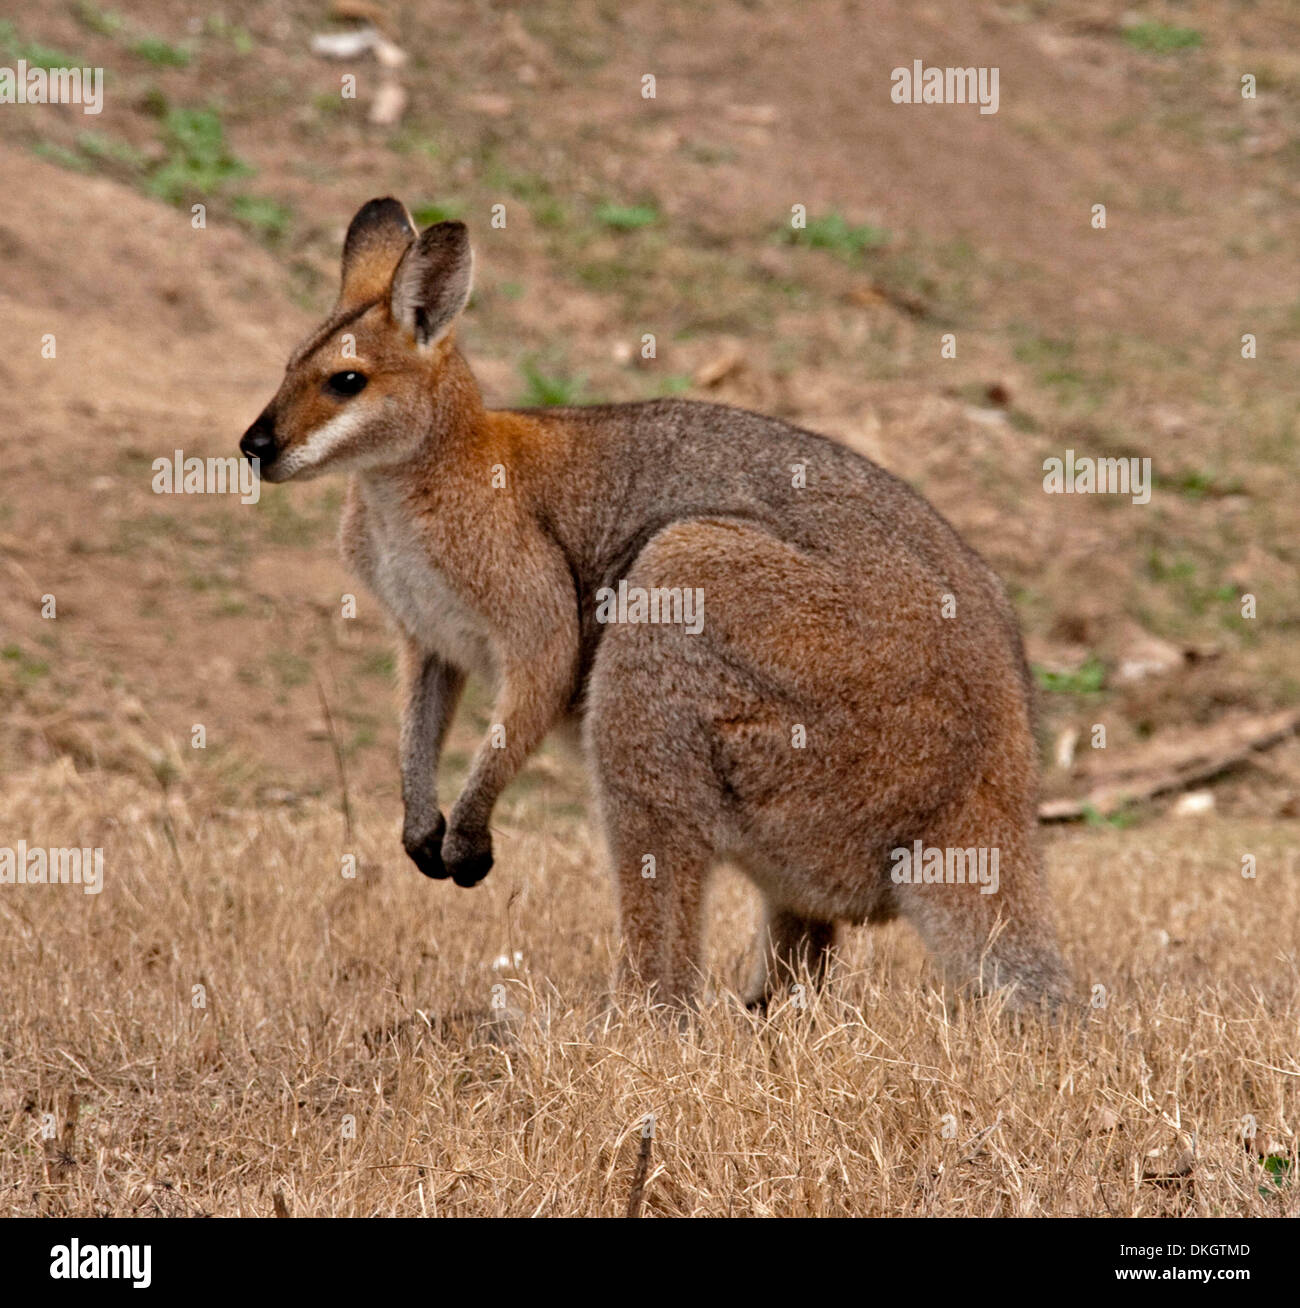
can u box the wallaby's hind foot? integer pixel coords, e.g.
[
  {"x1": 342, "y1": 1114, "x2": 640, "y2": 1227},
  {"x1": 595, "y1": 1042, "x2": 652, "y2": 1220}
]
[
  {"x1": 894, "y1": 847, "x2": 1067, "y2": 1009},
  {"x1": 911, "y1": 906, "x2": 1073, "y2": 1016},
  {"x1": 745, "y1": 905, "x2": 837, "y2": 1011}
]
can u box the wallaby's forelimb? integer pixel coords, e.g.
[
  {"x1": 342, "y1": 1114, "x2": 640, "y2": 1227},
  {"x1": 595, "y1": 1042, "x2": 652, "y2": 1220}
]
[
  {"x1": 442, "y1": 626, "x2": 578, "y2": 886},
  {"x1": 399, "y1": 641, "x2": 465, "y2": 880}
]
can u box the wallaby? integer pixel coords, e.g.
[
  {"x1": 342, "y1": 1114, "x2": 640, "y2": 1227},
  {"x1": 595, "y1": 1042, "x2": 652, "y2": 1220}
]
[{"x1": 240, "y1": 198, "x2": 1071, "y2": 1012}]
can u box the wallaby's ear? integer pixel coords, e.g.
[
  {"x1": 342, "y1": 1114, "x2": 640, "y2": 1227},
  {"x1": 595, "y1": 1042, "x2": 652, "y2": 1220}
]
[
  {"x1": 340, "y1": 197, "x2": 415, "y2": 307},
  {"x1": 389, "y1": 221, "x2": 473, "y2": 348}
]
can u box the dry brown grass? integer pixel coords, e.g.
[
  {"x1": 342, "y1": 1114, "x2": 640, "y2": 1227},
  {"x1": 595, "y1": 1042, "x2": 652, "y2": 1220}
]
[{"x1": 2, "y1": 761, "x2": 1296, "y2": 1218}]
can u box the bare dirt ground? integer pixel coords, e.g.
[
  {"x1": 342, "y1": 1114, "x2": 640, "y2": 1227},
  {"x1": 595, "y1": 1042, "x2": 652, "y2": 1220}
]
[{"x1": 0, "y1": 0, "x2": 1297, "y2": 1216}]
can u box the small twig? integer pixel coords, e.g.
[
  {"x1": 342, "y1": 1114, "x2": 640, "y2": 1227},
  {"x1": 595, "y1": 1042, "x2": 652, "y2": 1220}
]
[
  {"x1": 314, "y1": 672, "x2": 354, "y2": 845},
  {"x1": 505, "y1": 886, "x2": 521, "y2": 975},
  {"x1": 61, "y1": 1093, "x2": 79, "y2": 1159},
  {"x1": 154, "y1": 766, "x2": 186, "y2": 875},
  {"x1": 958, "y1": 1113, "x2": 1003, "y2": 1165},
  {"x1": 626, "y1": 1120, "x2": 654, "y2": 1218},
  {"x1": 41, "y1": 1092, "x2": 79, "y2": 1214}
]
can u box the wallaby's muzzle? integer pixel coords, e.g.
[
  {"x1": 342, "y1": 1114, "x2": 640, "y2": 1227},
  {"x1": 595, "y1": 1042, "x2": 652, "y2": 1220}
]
[{"x1": 239, "y1": 409, "x2": 279, "y2": 475}]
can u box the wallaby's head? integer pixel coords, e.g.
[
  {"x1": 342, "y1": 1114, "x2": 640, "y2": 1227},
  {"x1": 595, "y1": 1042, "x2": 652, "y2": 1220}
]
[{"x1": 239, "y1": 197, "x2": 473, "y2": 482}]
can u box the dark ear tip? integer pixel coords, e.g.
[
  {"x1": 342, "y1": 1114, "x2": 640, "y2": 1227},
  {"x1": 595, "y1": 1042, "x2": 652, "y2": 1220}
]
[
  {"x1": 420, "y1": 218, "x2": 468, "y2": 235},
  {"x1": 348, "y1": 197, "x2": 414, "y2": 240},
  {"x1": 419, "y1": 220, "x2": 470, "y2": 251}
]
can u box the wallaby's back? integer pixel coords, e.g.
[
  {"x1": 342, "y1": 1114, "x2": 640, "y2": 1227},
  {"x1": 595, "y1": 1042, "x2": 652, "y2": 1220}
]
[{"x1": 510, "y1": 397, "x2": 1030, "y2": 708}]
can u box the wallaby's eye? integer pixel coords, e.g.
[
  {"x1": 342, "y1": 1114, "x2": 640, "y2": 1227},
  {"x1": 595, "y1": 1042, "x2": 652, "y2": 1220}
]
[{"x1": 326, "y1": 370, "x2": 367, "y2": 397}]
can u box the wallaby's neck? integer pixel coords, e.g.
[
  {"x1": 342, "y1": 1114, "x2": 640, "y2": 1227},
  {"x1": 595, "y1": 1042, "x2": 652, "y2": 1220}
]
[
  {"x1": 355, "y1": 340, "x2": 513, "y2": 518},
  {"x1": 369, "y1": 340, "x2": 490, "y2": 479},
  {"x1": 424, "y1": 338, "x2": 488, "y2": 453}
]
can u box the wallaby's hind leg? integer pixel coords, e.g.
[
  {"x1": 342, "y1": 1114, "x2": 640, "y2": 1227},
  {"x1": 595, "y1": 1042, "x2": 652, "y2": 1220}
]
[
  {"x1": 612, "y1": 821, "x2": 716, "y2": 1004},
  {"x1": 745, "y1": 904, "x2": 837, "y2": 1010},
  {"x1": 597, "y1": 803, "x2": 712, "y2": 1007},
  {"x1": 898, "y1": 788, "x2": 1071, "y2": 1012}
]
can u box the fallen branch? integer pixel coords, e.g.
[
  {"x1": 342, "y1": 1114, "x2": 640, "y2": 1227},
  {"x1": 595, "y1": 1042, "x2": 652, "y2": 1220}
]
[{"x1": 1039, "y1": 707, "x2": 1300, "y2": 822}]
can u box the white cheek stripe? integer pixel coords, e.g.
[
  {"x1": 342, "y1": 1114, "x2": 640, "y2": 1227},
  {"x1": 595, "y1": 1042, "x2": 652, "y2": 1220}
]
[{"x1": 277, "y1": 407, "x2": 367, "y2": 478}]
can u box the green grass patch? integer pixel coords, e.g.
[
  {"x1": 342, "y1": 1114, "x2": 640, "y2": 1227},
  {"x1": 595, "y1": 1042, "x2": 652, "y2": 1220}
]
[
  {"x1": 1012, "y1": 330, "x2": 1118, "y2": 407},
  {"x1": 1034, "y1": 656, "x2": 1107, "y2": 696},
  {"x1": 1145, "y1": 550, "x2": 1243, "y2": 619},
  {"x1": 412, "y1": 200, "x2": 465, "y2": 225},
  {"x1": 487, "y1": 167, "x2": 568, "y2": 229},
  {"x1": 1153, "y1": 468, "x2": 1244, "y2": 501},
  {"x1": 133, "y1": 36, "x2": 190, "y2": 67},
  {"x1": 268, "y1": 650, "x2": 311, "y2": 690},
  {"x1": 2, "y1": 644, "x2": 51, "y2": 687},
  {"x1": 0, "y1": 22, "x2": 82, "y2": 69},
  {"x1": 1122, "y1": 22, "x2": 1202, "y2": 55},
  {"x1": 146, "y1": 107, "x2": 252, "y2": 206},
  {"x1": 519, "y1": 358, "x2": 584, "y2": 406},
  {"x1": 255, "y1": 491, "x2": 329, "y2": 547},
  {"x1": 1260, "y1": 1153, "x2": 1292, "y2": 1197},
  {"x1": 1081, "y1": 802, "x2": 1140, "y2": 830},
  {"x1": 203, "y1": 15, "x2": 254, "y2": 55},
  {"x1": 73, "y1": 3, "x2": 125, "y2": 36},
  {"x1": 232, "y1": 193, "x2": 292, "y2": 241},
  {"x1": 784, "y1": 212, "x2": 889, "y2": 262},
  {"x1": 594, "y1": 201, "x2": 659, "y2": 231},
  {"x1": 359, "y1": 650, "x2": 396, "y2": 680},
  {"x1": 30, "y1": 142, "x2": 93, "y2": 173},
  {"x1": 75, "y1": 130, "x2": 148, "y2": 171}
]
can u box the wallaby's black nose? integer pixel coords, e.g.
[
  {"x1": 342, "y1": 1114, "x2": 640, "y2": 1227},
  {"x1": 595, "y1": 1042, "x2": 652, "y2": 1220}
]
[{"x1": 240, "y1": 414, "x2": 278, "y2": 465}]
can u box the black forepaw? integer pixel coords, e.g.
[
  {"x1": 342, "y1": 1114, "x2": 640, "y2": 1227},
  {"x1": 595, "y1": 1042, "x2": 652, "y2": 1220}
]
[
  {"x1": 402, "y1": 813, "x2": 448, "y2": 880},
  {"x1": 446, "y1": 846, "x2": 493, "y2": 888}
]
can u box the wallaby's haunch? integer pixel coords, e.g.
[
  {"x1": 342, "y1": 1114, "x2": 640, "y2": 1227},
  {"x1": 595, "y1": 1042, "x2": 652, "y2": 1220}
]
[{"x1": 240, "y1": 198, "x2": 1071, "y2": 1012}]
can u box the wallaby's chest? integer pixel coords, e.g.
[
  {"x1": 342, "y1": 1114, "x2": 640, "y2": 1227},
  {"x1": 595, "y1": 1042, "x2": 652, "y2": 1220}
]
[{"x1": 342, "y1": 482, "x2": 497, "y2": 680}]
